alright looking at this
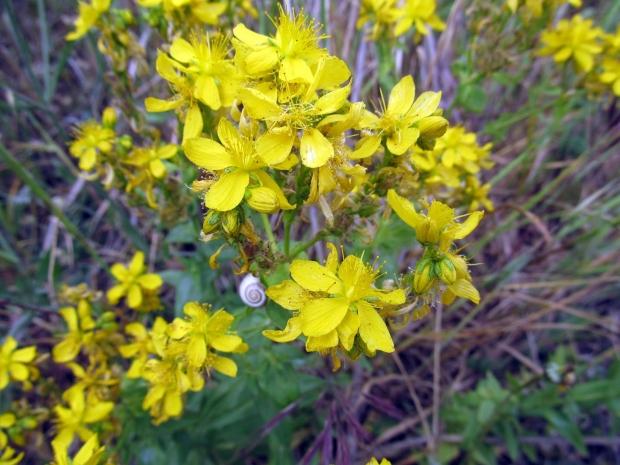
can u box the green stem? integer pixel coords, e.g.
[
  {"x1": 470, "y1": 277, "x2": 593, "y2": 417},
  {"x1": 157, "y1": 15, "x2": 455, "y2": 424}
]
[
  {"x1": 260, "y1": 213, "x2": 277, "y2": 252},
  {"x1": 0, "y1": 142, "x2": 105, "y2": 267},
  {"x1": 283, "y1": 213, "x2": 292, "y2": 257},
  {"x1": 289, "y1": 232, "x2": 326, "y2": 259}
]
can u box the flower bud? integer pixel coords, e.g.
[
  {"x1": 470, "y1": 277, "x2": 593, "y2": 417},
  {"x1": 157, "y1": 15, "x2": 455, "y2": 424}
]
[
  {"x1": 413, "y1": 259, "x2": 435, "y2": 294},
  {"x1": 418, "y1": 116, "x2": 448, "y2": 140},
  {"x1": 436, "y1": 257, "x2": 457, "y2": 284},
  {"x1": 119, "y1": 134, "x2": 133, "y2": 150},
  {"x1": 202, "y1": 210, "x2": 220, "y2": 234},
  {"x1": 102, "y1": 107, "x2": 117, "y2": 128},
  {"x1": 247, "y1": 187, "x2": 278, "y2": 213},
  {"x1": 222, "y1": 210, "x2": 240, "y2": 235}
]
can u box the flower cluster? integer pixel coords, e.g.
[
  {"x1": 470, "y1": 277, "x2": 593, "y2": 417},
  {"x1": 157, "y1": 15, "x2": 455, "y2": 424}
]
[
  {"x1": 506, "y1": 0, "x2": 581, "y2": 18},
  {"x1": 69, "y1": 108, "x2": 179, "y2": 209},
  {"x1": 357, "y1": 0, "x2": 444, "y2": 40},
  {"x1": 539, "y1": 16, "x2": 620, "y2": 96},
  {"x1": 264, "y1": 244, "x2": 405, "y2": 367},
  {"x1": 121, "y1": 302, "x2": 247, "y2": 423}
]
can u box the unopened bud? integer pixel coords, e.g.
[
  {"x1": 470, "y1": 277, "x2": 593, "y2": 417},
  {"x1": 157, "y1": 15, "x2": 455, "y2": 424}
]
[
  {"x1": 119, "y1": 134, "x2": 133, "y2": 150},
  {"x1": 102, "y1": 107, "x2": 117, "y2": 128},
  {"x1": 202, "y1": 210, "x2": 220, "y2": 234},
  {"x1": 222, "y1": 210, "x2": 240, "y2": 235},
  {"x1": 416, "y1": 220, "x2": 439, "y2": 244},
  {"x1": 436, "y1": 257, "x2": 457, "y2": 284},
  {"x1": 418, "y1": 116, "x2": 448, "y2": 139},
  {"x1": 413, "y1": 259, "x2": 435, "y2": 294},
  {"x1": 247, "y1": 187, "x2": 278, "y2": 213}
]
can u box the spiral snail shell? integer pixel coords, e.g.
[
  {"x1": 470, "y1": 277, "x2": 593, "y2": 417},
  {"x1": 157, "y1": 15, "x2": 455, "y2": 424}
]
[{"x1": 238, "y1": 274, "x2": 266, "y2": 307}]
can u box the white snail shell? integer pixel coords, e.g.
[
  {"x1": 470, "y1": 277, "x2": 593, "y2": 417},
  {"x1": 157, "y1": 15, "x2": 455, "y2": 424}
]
[{"x1": 238, "y1": 274, "x2": 266, "y2": 308}]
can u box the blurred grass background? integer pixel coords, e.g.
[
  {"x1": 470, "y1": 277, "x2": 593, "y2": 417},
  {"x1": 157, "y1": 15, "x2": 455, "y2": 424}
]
[{"x1": 1, "y1": 0, "x2": 619, "y2": 464}]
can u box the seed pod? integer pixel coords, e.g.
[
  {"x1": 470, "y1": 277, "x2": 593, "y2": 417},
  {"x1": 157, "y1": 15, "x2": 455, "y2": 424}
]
[
  {"x1": 413, "y1": 259, "x2": 435, "y2": 294},
  {"x1": 238, "y1": 274, "x2": 266, "y2": 307}
]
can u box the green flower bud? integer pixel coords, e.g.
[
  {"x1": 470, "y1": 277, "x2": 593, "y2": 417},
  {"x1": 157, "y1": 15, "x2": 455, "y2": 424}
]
[
  {"x1": 413, "y1": 259, "x2": 435, "y2": 294},
  {"x1": 119, "y1": 134, "x2": 133, "y2": 150},
  {"x1": 202, "y1": 210, "x2": 220, "y2": 234},
  {"x1": 436, "y1": 257, "x2": 457, "y2": 284},
  {"x1": 418, "y1": 116, "x2": 448, "y2": 140},
  {"x1": 102, "y1": 107, "x2": 117, "y2": 128},
  {"x1": 222, "y1": 210, "x2": 240, "y2": 235}
]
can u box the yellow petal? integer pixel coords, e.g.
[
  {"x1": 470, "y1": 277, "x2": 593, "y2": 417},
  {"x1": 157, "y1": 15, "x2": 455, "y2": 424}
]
[
  {"x1": 266, "y1": 280, "x2": 310, "y2": 310},
  {"x1": 290, "y1": 260, "x2": 341, "y2": 292},
  {"x1": 337, "y1": 310, "x2": 360, "y2": 351},
  {"x1": 254, "y1": 171, "x2": 295, "y2": 210},
  {"x1": 245, "y1": 47, "x2": 280, "y2": 75},
  {"x1": 263, "y1": 316, "x2": 302, "y2": 343},
  {"x1": 324, "y1": 242, "x2": 339, "y2": 273},
  {"x1": 280, "y1": 57, "x2": 314, "y2": 84},
  {"x1": 145, "y1": 97, "x2": 181, "y2": 112},
  {"x1": 211, "y1": 334, "x2": 243, "y2": 352},
  {"x1": 350, "y1": 135, "x2": 381, "y2": 160},
  {"x1": 194, "y1": 75, "x2": 221, "y2": 110},
  {"x1": 187, "y1": 336, "x2": 207, "y2": 367},
  {"x1": 387, "y1": 75, "x2": 415, "y2": 116},
  {"x1": 357, "y1": 300, "x2": 394, "y2": 353},
  {"x1": 53, "y1": 337, "x2": 81, "y2": 363},
  {"x1": 387, "y1": 127, "x2": 419, "y2": 155},
  {"x1": 163, "y1": 391, "x2": 183, "y2": 417},
  {"x1": 256, "y1": 131, "x2": 294, "y2": 165},
  {"x1": 183, "y1": 104, "x2": 203, "y2": 143},
  {"x1": 106, "y1": 285, "x2": 126, "y2": 305},
  {"x1": 137, "y1": 273, "x2": 162, "y2": 290},
  {"x1": 305, "y1": 330, "x2": 339, "y2": 351},
  {"x1": 150, "y1": 159, "x2": 166, "y2": 178},
  {"x1": 247, "y1": 187, "x2": 279, "y2": 213},
  {"x1": 9, "y1": 363, "x2": 29, "y2": 381},
  {"x1": 212, "y1": 355, "x2": 237, "y2": 377},
  {"x1": 408, "y1": 91, "x2": 442, "y2": 120},
  {"x1": 315, "y1": 56, "x2": 351, "y2": 89},
  {"x1": 314, "y1": 84, "x2": 351, "y2": 115},
  {"x1": 300, "y1": 129, "x2": 334, "y2": 168},
  {"x1": 448, "y1": 279, "x2": 480, "y2": 304},
  {"x1": 127, "y1": 284, "x2": 143, "y2": 309},
  {"x1": 451, "y1": 211, "x2": 483, "y2": 239},
  {"x1": 300, "y1": 297, "x2": 349, "y2": 337},
  {"x1": 12, "y1": 346, "x2": 36, "y2": 363},
  {"x1": 238, "y1": 88, "x2": 281, "y2": 120},
  {"x1": 233, "y1": 23, "x2": 269, "y2": 46},
  {"x1": 205, "y1": 170, "x2": 249, "y2": 211},
  {"x1": 83, "y1": 401, "x2": 114, "y2": 423},
  {"x1": 169, "y1": 37, "x2": 196, "y2": 63},
  {"x1": 129, "y1": 251, "x2": 145, "y2": 274},
  {"x1": 184, "y1": 137, "x2": 232, "y2": 170},
  {"x1": 387, "y1": 189, "x2": 423, "y2": 230}
]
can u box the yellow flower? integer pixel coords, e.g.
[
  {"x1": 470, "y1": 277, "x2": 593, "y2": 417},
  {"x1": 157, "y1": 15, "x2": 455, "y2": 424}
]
[
  {"x1": 360, "y1": 75, "x2": 447, "y2": 157},
  {"x1": 62, "y1": 361, "x2": 118, "y2": 405},
  {"x1": 183, "y1": 118, "x2": 296, "y2": 212},
  {"x1": 356, "y1": 0, "x2": 400, "y2": 39},
  {"x1": 0, "y1": 337, "x2": 36, "y2": 391},
  {"x1": 69, "y1": 121, "x2": 115, "y2": 172},
  {"x1": 539, "y1": 15, "x2": 603, "y2": 73},
  {"x1": 169, "y1": 302, "x2": 248, "y2": 376},
  {"x1": 366, "y1": 459, "x2": 392, "y2": 465},
  {"x1": 465, "y1": 176, "x2": 494, "y2": 213},
  {"x1": 51, "y1": 433, "x2": 106, "y2": 465},
  {"x1": 137, "y1": 0, "x2": 227, "y2": 25},
  {"x1": 66, "y1": 0, "x2": 111, "y2": 41},
  {"x1": 119, "y1": 322, "x2": 153, "y2": 378},
  {"x1": 125, "y1": 144, "x2": 177, "y2": 178},
  {"x1": 107, "y1": 251, "x2": 163, "y2": 310},
  {"x1": 506, "y1": 0, "x2": 581, "y2": 17},
  {"x1": 264, "y1": 244, "x2": 405, "y2": 355},
  {"x1": 53, "y1": 300, "x2": 96, "y2": 363},
  {"x1": 146, "y1": 34, "x2": 237, "y2": 142},
  {"x1": 430, "y1": 127, "x2": 493, "y2": 174},
  {"x1": 600, "y1": 57, "x2": 620, "y2": 96},
  {"x1": 394, "y1": 0, "x2": 445, "y2": 37},
  {"x1": 387, "y1": 189, "x2": 483, "y2": 250},
  {"x1": 233, "y1": 9, "x2": 327, "y2": 84},
  {"x1": 54, "y1": 390, "x2": 114, "y2": 448}
]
